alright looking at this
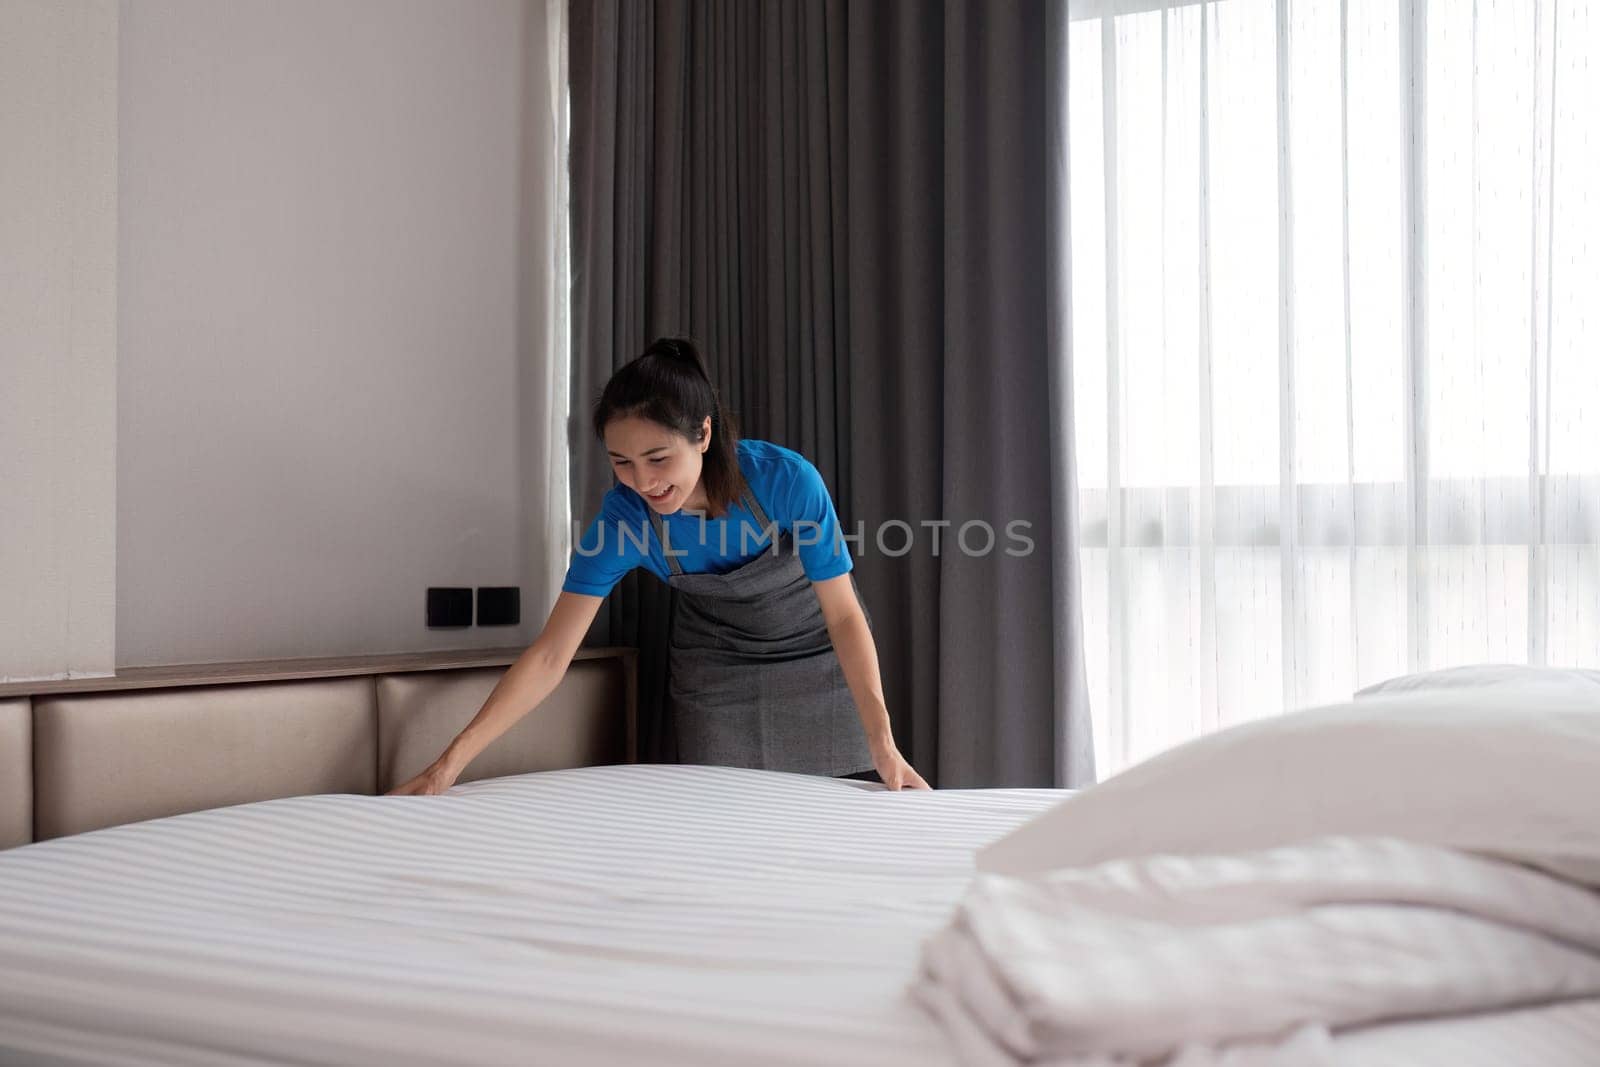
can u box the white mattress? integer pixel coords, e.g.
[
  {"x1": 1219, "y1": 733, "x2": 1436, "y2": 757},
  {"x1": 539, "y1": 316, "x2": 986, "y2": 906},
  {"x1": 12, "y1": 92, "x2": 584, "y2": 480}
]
[
  {"x1": 0, "y1": 765, "x2": 1061, "y2": 1066},
  {"x1": 2, "y1": 764, "x2": 1597, "y2": 1066}
]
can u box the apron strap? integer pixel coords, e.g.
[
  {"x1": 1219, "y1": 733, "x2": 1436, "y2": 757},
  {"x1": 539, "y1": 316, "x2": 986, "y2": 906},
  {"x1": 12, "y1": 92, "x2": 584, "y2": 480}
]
[
  {"x1": 646, "y1": 506, "x2": 685, "y2": 577},
  {"x1": 740, "y1": 485, "x2": 773, "y2": 532}
]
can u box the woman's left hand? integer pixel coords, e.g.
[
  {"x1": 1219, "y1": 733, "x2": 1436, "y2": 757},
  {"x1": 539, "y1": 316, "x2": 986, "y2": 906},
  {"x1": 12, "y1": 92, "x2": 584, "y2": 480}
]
[{"x1": 871, "y1": 743, "x2": 932, "y2": 790}]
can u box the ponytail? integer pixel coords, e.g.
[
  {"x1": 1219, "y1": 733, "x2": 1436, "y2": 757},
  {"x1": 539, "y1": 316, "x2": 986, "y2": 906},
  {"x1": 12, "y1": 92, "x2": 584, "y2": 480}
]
[{"x1": 592, "y1": 337, "x2": 746, "y2": 517}]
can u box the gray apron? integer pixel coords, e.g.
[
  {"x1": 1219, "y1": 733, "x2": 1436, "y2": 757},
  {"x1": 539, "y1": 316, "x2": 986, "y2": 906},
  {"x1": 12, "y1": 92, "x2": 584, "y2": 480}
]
[{"x1": 647, "y1": 488, "x2": 876, "y2": 777}]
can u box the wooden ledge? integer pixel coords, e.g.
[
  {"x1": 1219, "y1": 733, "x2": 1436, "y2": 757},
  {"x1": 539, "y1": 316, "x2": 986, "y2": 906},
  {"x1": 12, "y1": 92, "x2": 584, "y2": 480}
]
[{"x1": 0, "y1": 646, "x2": 636, "y2": 699}]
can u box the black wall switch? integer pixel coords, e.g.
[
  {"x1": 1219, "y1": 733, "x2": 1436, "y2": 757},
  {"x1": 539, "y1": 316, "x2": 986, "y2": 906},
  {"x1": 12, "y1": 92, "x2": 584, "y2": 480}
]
[
  {"x1": 477, "y1": 586, "x2": 520, "y2": 626},
  {"x1": 427, "y1": 587, "x2": 473, "y2": 628}
]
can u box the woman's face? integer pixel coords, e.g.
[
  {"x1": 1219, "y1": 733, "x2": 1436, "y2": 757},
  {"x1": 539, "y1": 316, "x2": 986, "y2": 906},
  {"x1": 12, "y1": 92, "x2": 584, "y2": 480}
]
[{"x1": 604, "y1": 414, "x2": 712, "y2": 513}]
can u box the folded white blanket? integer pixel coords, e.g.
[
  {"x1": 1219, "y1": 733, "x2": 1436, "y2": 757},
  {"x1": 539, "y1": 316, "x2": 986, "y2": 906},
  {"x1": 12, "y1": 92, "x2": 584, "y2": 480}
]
[{"x1": 912, "y1": 836, "x2": 1600, "y2": 1066}]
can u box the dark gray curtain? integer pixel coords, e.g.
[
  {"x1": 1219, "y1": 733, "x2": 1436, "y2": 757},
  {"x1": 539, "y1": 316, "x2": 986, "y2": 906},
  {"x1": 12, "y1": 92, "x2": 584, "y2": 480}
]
[{"x1": 569, "y1": 0, "x2": 1094, "y2": 788}]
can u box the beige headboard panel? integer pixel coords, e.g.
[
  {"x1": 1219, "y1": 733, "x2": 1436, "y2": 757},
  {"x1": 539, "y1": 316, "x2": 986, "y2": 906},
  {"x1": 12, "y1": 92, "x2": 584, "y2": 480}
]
[
  {"x1": 378, "y1": 660, "x2": 627, "y2": 791},
  {"x1": 33, "y1": 679, "x2": 377, "y2": 843},
  {"x1": 0, "y1": 700, "x2": 29, "y2": 849},
  {"x1": 1, "y1": 648, "x2": 636, "y2": 850}
]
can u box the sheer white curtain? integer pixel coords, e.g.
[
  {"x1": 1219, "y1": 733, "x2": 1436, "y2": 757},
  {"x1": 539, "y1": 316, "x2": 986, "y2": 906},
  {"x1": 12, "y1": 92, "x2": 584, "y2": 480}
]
[
  {"x1": 1067, "y1": 0, "x2": 1600, "y2": 777},
  {"x1": 527, "y1": 0, "x2": 573, "y2": 619}
]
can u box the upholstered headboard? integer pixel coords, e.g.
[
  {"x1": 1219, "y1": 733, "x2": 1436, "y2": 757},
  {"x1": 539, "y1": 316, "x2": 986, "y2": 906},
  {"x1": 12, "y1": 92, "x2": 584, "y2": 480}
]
[{"x1": 0, "y1": 648, "x2": 636, "y2": 850}]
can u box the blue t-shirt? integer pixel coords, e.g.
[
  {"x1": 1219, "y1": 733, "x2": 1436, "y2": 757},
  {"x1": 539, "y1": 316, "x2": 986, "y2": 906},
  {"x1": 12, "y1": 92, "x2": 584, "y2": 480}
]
[{"x1": 561, "y1": 439, "x2": 853, "y2": 598}]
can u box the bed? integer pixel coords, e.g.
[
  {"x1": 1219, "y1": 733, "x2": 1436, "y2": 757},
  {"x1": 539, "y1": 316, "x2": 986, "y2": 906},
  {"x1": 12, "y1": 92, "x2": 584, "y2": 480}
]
[
  {"x1": 3, "y1": 669, "x2": 1599, "y2": 1065},
  {"x1": 0, "y1": 764, "x2": 1059, "y2": 1065}
]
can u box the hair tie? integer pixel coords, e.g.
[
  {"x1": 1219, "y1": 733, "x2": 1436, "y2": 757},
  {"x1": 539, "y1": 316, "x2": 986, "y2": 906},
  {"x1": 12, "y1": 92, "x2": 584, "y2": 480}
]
[{"x1": 651, "y1": 337, "x2": 709, "y2": 382}]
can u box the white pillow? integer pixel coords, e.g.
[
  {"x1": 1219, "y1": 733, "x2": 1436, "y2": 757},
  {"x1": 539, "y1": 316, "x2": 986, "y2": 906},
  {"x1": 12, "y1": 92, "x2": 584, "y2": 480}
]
[
  {"x1": 978, "y1": 683, "x2": 1600, "y2": 887},
  {"x1": 1356, "y1": 663, "x2": 1600, "y2": 698}
]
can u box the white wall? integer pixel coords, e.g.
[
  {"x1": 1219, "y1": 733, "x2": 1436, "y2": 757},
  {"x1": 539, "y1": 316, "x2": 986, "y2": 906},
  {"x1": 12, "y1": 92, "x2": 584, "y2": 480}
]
[
  {"x1": 115, "y1": 0, "x2": 568, "y2": 668},
  {"x1": 3, "y1": 0, "x2": 566, "y2": 679},
  {"x1": 0, "y1": 2, "x2": 120, "y2": 682}
]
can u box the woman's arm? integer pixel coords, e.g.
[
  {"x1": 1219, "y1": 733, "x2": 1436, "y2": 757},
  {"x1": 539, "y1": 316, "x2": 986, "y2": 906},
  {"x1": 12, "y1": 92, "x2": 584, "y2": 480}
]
[
  {"x1": 386, "y1": 591, "x2": 605, "y2": 795},
  {"x1": 812, "y1": 574, "x2": 931, "y2": 790}
]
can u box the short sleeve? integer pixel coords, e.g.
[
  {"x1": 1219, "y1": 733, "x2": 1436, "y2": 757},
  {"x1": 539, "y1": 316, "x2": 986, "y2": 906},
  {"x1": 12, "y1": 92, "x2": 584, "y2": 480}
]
[
  {"x1": 561, "y1": 490, "x2": 653, "y2": 597},
  {"x1": 781, "y1": 458, "x2": 853, "y2": 582}
]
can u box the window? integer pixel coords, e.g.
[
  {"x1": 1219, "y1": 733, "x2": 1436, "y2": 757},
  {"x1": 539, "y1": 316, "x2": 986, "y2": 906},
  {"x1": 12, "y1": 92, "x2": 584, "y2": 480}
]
[{"x1": 1068, "y1": 0, "x2": 1600, "y2": 775}]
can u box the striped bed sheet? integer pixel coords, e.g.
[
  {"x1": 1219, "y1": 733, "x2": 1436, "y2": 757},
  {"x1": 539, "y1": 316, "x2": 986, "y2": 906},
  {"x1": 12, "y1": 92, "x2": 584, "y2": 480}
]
[
  {"x1": 0, "y1": 764, "x2": 1057, "y2": 1066},
  {"x1": 1, "y1": 763, "x2": 1596, "y2": 1065}
]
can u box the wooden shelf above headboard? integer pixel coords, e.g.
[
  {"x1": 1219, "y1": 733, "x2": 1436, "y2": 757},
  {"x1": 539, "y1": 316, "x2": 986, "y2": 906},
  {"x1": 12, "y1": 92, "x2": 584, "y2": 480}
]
[{"x1": 0, "y1": 646, "x2": 636, "y2": 699}]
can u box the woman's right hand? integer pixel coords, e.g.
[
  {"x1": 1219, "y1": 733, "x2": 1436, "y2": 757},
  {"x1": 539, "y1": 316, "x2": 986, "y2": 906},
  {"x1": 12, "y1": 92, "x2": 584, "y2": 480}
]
[{"x1": 385, "y1": 758, "x2": 461, "y2": 796}]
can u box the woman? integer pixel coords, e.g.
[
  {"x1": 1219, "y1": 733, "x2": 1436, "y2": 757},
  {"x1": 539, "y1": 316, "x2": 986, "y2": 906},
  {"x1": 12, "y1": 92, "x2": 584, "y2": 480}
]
[{"x1": 390, "y1": 338, "x2": 929, "y2": 795}]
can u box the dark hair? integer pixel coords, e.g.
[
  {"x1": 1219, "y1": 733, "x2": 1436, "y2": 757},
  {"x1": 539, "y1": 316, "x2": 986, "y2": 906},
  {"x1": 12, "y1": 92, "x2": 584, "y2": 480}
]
[{"x1": 592, "y1": 337, "x2": 746, "y2": 518}]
